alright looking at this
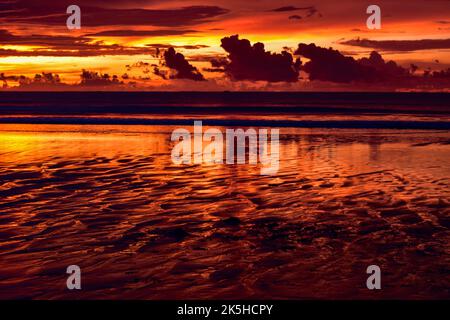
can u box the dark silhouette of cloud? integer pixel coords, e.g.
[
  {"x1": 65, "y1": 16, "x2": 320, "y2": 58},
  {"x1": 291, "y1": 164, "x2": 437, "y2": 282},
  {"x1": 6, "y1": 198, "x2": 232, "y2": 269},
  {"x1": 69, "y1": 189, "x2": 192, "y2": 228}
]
[
  {"x1": 86, "y1": 30, "x2": 198, "y2": 37},
  {"x1": 0, "y1": 72, "x2": 66, "y2": 89},
  {"x1": 210, "y1": 57, "x2": 229, "y2": 68},
  {"x1": 202, "y1": 67, "x2": 225, "y2": 73},
  {"x1": 0, "y1": 1, "x2": 229, "y2": 27},
  {"x1": 295, "y1": 43, "x2": 408, "y2": 83},
  {"x1": 270, "y1": 6, "x2": 314, "y2": 13},
  {"x1": 0, "y1": 47, "x2": 151, "y2": 57},
  {"x1": 293, "y1": 42, "x2": 449, "y2": 89},
  {"x1": 162, "y1": 47, "x2": 205, "y2": 81},
  {"x1": 220, "y1": 35, "x2": 301, "y2": 82},
  {"x1": 0, "y1": 30, "x2": 210, "y2": 57},
  {"x1": 1, "y1": 69, "x2": 128, "y2": 89},
  {"x1": 0, "y1": 29, "x2": 82, "y2": 47},
  {"x1": 270, "y1": 5, "x2": 320, "y2": 18},
  {"x1": 0, "y1": 29, "x2": 153, "y2": 56},
  {"x1": 341, "y1": 38, "x2": 450, "y2": 52},
  {"x1": 146, "y1": 44, "x2": 209, "y2": 50},
  {"x1": 423, "y1": 67, "x2": 450, "y2": 79},
  {"x1": 270, "y1": 6, "x2": 306, "y2": 12},
  {"x1": 126, "y1": 61, "x2": 151, "y2": 74},
  {"x1": 80, "y1": 70, "x2": 123, "y2": 86},
  {"x1": 289, "y1": 15, "x2": 302, "y2": 20}
]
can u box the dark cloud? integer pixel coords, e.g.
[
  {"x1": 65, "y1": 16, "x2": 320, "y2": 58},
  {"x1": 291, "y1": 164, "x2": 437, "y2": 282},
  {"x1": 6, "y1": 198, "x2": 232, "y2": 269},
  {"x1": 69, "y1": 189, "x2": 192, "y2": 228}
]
[
  {"x1": 304, "y1": 7, "x2": 320, "y2": 18},
  {"x1": 86, "y1": 30, "x2": 198, "y2": 37},
  {"x1": 126, "y1": 61, "x2": 151, "y2": 74},
  {"x1": 146, "y1": 44, "x2": 209, "y2": 50},
  {"x1": 0, "y1": 29, "x2": 83, "y2": 47},
  {"x1": 0, "y1": 27, "x2": 209, "y2": 58},
  {"x1": 1, "y1": 73, "x2": 28, "y2": 87},
  {"x1": 1, "y1": 69, "x2": 127, "y2": 89},
  {"x1": 341, "y1": 38, "x2": 450, "y2": 52},
  {"x1": 162, "y1": 47, "x2": 205, "y2": 81},
  {"x1": 30, "y1": 72, "x2": 61, "y2": 84},
  {"x1": 295, "y1": 43, "x2": 408, "y2": 83},
  {"x1": 270, "y1": 5, "x2": 320, "y2": 18},
  {"x1": 0, "y1": 72, "x2": 66, "y2": 89},
  {"x1": 294, "y1": 42, "x2": 450, "y2": 89},
  {"x1": 426, "y1": 68, "x2": 450, "y2": 79},
  {"x1": 210, "y1": 57, "x2": 229, "y2": 68},
  {"x1": 202, "y1": 67, "x2": 225, "y2": 73},
  {"x1": 0, "y1": 29, "x2": 153, "y2": 56},
  {"x1": 0, "y1": 1, "x2": 229, "y2": 27},
  {"x1": 80, "y1": 70, "x2": 123, "y2": 86},
  {"x1": 289, "y1": 15, "x2": 302, "y2": 20},
  {"x1": 270, "y1": 6, "x2": 312, "y2": 12},
  {"x1": 186, "y1": 54, "x2": 223, "y2": 63},
  {"x1": 220, "y1": 35, "x2": 301, "y2": 82},
  {"x1": 0, "y1": 48, "x2": 151, "y2": 57},
  {"x1": 270, "y1": 6, "x2": 306, "y2": 12}
]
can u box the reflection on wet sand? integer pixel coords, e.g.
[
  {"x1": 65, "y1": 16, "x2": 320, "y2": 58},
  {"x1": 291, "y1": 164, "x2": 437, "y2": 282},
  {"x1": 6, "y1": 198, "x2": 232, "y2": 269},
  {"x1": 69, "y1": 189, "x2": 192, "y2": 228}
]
[{"x1": 0, "y1": 124, "x2": 449, "y2": 299}]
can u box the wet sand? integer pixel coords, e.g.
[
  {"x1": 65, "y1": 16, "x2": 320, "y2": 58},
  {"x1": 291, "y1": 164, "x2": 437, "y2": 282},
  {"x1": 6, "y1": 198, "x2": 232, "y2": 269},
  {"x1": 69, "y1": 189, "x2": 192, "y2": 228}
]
[{"x1": 0, "y1": 124, "x2": 449, "y2": 299}]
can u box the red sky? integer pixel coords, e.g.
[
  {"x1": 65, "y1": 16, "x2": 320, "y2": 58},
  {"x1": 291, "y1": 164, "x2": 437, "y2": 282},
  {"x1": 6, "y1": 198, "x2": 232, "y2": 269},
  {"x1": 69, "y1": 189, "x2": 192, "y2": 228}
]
[{"x1": 0, "y1": 0, "x2": 449, "y2": 90}]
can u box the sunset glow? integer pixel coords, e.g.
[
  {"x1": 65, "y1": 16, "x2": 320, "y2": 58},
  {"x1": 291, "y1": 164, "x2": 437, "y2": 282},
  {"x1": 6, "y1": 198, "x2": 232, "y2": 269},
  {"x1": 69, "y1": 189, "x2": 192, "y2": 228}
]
[{"x1": 0, "y1": 0, "x2": 448, "y2": 90}]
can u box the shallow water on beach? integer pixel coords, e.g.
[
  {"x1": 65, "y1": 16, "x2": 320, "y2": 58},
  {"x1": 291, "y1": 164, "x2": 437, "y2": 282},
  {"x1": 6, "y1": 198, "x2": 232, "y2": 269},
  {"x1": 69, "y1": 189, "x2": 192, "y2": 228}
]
[{"x1": 0, "y1": 124, "x2": 449, "y2": 299}]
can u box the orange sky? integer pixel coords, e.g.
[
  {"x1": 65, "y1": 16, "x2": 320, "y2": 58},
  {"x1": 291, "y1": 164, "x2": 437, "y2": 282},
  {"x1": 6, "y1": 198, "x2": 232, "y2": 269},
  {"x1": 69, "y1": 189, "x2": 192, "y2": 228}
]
[{"x1": 0, "y1": 0, "x2": 449, "y2": 90}]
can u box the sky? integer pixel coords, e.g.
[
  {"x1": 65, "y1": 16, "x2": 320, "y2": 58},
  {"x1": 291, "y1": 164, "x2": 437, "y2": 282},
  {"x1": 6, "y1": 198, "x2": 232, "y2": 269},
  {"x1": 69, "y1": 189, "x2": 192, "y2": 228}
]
[{"x1": 0, "y1": 0, "x2": 449, "y2": 90}]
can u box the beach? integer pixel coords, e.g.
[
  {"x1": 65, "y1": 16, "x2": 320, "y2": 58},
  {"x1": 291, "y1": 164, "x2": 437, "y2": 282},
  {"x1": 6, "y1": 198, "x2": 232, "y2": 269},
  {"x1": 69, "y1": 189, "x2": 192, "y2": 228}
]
[{"x1": 0, "y1": 119, "x2": 448, "y2": 299}]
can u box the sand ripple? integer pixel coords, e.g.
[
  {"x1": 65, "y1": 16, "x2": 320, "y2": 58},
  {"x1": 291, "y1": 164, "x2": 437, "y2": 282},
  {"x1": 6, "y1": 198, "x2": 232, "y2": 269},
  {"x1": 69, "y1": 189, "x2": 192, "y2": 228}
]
[{"x1": 0, "y1": 126, "x2": 449, "y2": 299}]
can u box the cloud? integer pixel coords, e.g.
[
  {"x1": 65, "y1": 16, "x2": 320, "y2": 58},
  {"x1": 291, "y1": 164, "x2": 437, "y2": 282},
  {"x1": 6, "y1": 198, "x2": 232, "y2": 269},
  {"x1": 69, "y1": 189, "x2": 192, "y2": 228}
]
[
  {"x1": 289, "y1": 15, "x2": 302, "y2": 20},
  {"x1": 270, "y1": 6, "x2": 314, "y2": 13},
  {"x1": 270, "y1": 6, "x2": 308, "y2": 12},
  {"x1": 202, "y1": 67, "x2": 225, "y2": 73},
  {"x1": 2, "y1": 31, "x2": 449, "y2": 91},
  {"x1": 341, "y1": 38, "x2": 450, "y2": 52},
  {"x1": 0, "y1": 29, "x2": 209, "y2": 57},
  {"x1": 291, "y1": 44, "x2": 446, "y2": 89},
  {"x1": 220, "y1": 35, "x2": 301, "y2": 82},
  {"x1": 0, "y1": 73, "x2": 28, "y2": 87},
  {"x1": 146, "y1": 44, "x2": 209, "y2": 50},
  {"x1": 161, "y1": 47, "x2": 205, "y2": 81},
  {"x1": 0, "y1": 29, "x2": 153, "y2": 57},
  {"x1": 1, "y1": 69, "x2": 129, "y2": 90},
  {"x1": 0, "y1": 48, "x2": 151, "y2": 57},
  {"x1": 210, "y1": 57, "x2": 229, "y2": 68},
  {"x1": 426, "y1": 68, "x2": 450, "y2": 79},
  {"x1": 80, "y1": 70, "x2": 123, "y2": 86},
  {"x1": 295, "y1": 43, "x2": 408, "y2": 83},
  {"x1": 86, "y1": 29, "x2": 198, "y2": 37},
  {"x1": 0, "y1": 29, "x2": 81, "y2": 47},
  {"x1": 126, "y1": 61, "x2": 151, "y2": 74},
  {"x1": 0, "y1": 72, "x2": 66, "y2": 89},
  {"x1": 269, "y1": 5, "x2": 320, "y2": 18},
  {"x1": 0, "y1": 2, "x2": 229, "y2": 27}
]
